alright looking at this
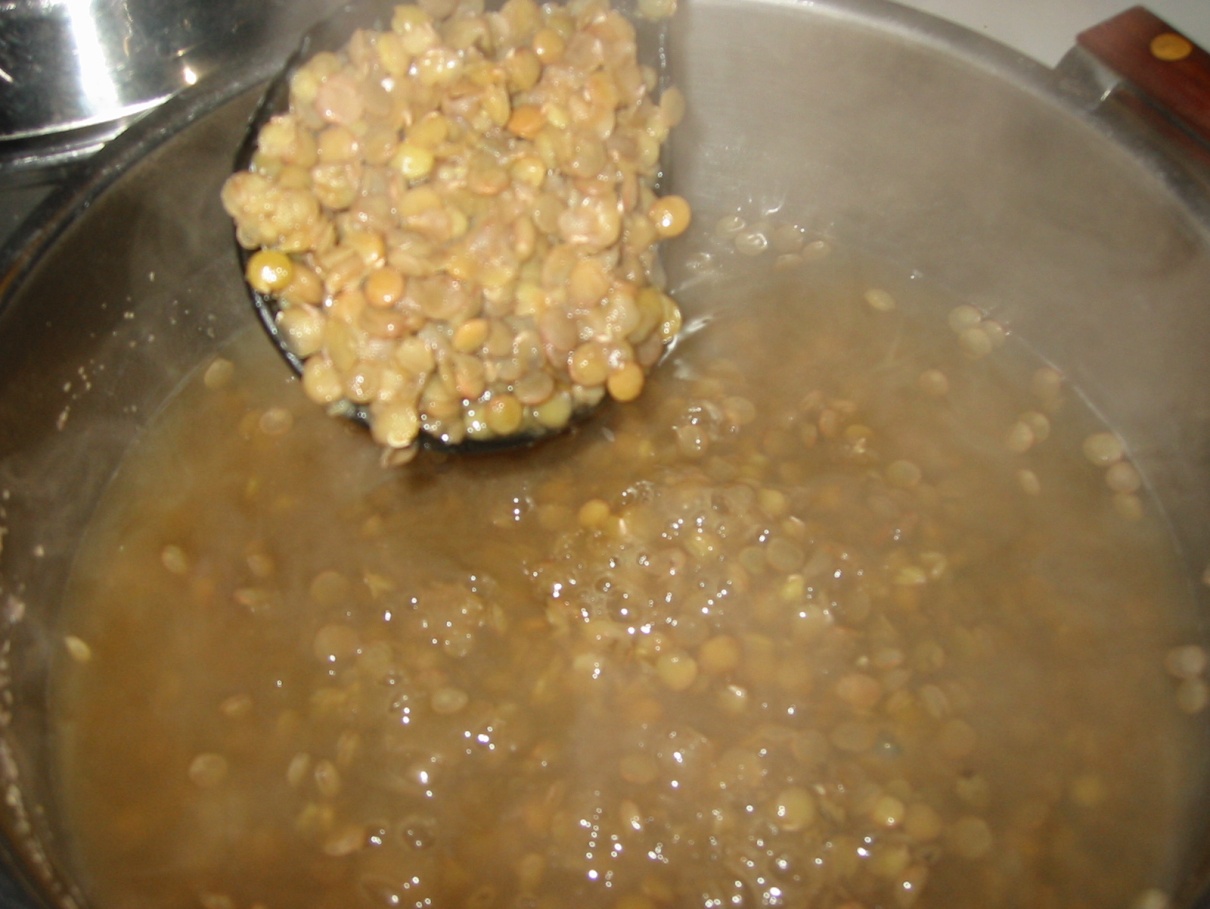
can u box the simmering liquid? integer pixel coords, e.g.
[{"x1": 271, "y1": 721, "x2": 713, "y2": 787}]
[{"x1": 51, "y1": 249, "x2": 1205, "y2": 909}]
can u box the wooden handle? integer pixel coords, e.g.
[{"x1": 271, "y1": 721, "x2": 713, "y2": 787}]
[{"x1": 1077, "y1": 6, "x2": 1210, "y2": 148}]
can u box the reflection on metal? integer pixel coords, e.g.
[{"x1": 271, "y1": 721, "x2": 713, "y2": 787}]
[
  {"x1": 0, "y1": 0, "x2": 343, "y2": 176},
  {"x1": 64, "y1": 0, "x2": 120, "y2": 115}
]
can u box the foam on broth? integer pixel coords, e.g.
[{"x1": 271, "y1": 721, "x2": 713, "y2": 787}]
[{"x1": 50, "y1": 246, "x2": 1206, "y2": 909}]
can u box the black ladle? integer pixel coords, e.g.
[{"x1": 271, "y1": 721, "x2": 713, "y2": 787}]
[{"x1": 231, "y1": 0, "x2": 671, "y2": 456}]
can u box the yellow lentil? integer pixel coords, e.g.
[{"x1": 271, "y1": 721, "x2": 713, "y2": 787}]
[
  {"x1": 648, "y1": 195, "x2": 692, "y2": 239},
  {"x1": 246, "y1": 249, "x2": 294, "y2": 294},
  {"x1": 1082, "y1": 431, "x2": 1124, "y2": 467}
]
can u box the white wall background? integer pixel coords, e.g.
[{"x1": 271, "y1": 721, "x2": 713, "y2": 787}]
[{"x1": 898, "y1": 0, "x2": 1210, "y2": 66}]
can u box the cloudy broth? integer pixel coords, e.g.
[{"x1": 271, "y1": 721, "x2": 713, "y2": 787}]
[{"x1": 51, "y1": 249, "x2": 1207, "y2": 909}]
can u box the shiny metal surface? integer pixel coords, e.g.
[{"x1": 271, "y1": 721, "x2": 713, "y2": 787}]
[
  {"x1": 0, "y1": 0, "x2": 342, "y2": 173},
  {"x1": 1, "y1": 0, "x2": 1210, "y2": 906}
]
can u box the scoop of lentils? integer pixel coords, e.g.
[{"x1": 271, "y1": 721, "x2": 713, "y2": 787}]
[{"x1": 221, "y1": 0, "x2": 689, "y2": 460}]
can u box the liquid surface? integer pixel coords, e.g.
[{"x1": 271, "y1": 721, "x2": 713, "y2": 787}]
[{"x1": 52, "y1": 250, "x2": 1205, "y2": 909}]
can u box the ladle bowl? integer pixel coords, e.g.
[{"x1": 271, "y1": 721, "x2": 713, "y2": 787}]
[{"x1": 230, "y1": 0, "x2": 672, "y2": 456}]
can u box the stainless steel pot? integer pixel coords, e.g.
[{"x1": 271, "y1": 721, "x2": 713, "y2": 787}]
[
  {"x1": 0, "y1": 0, "x2": 346, "y2": 174},
  {"x1": 1, "y1": 0, "x2": 1209, "y2": 905}
]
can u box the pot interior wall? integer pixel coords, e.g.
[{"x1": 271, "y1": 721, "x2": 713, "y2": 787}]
[
  {"x1": 0, "y1": 86, "x2": 265, "y2": 906},
  {"x1": 667, "y1": 0, "x2": 1210, "y2": 586},
  {"x1": 0, "y1": 0, "x2": 1208, "y2": 904}
]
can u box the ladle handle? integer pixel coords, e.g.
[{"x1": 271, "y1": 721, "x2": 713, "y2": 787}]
[{"x1": 1076, "y1": 6, "x2": 1210, "y2": 150}]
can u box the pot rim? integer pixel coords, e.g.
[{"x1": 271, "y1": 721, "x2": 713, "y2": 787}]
[{"x1": 4, "y1": 0, "x2": 1210, "y2": 305}]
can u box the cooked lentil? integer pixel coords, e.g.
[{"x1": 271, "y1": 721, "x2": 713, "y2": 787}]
[
  {"x1": 863, "y1": 287, "x2": 896, "y2": 313},
  {"x1": 52, "y1": 251, "x2": 1206, "y2": 909},
  {"x1": 222, "y1": 0, "x2": 688, "y2": 458},
  {"x1": 1165, "y1": 644, "x2": 1208, "y2": 680}
]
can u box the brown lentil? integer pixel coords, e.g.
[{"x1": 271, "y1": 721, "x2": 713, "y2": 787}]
[
  {"x1": 917, "y1": 367, "x2": 949, "y2": 397},
  {"x1": 1114, "y1": 490, "x2": 1145, "y2": 521},
  {"x1": 1164, "y1": 644, "x2": 1208, "y2": 680},
  {"x1": 188, "y1": 753, "x2": 230, "y2": 789},
  {"x1": 1082, "y1": 431, "x2": 1124, "y2": 467},
  {"x1": 864, "y1": 287, "x2": 897, "y2": 312},
  {"x1": 947, "y1": 304, "x2": 983, "y2": 332},
  {"x1": 1176, "y1": 677, "x2": 1209, "y2": 714},
  {"x1": 958, "y1": 325, "x2": 993, "y2": 359},
  {"x1": 202, "y1": 357, "x2": 235, "y2": 390},
  {"x1": 1004, "y1": 419, "x2": 1035, "y2": 454},
  {"x1": 1016, "y1": 468, "x2": 1041, "y2": 496},
  {"x1": 1105, "y1": 459, "x2": 1142, "y2": 493},
  {"x1": 160, "y1": 543, "x2": 190, "y2": 575},
  {"x1": 63, "y1": 635, "x2": 92, "y2": 664}
]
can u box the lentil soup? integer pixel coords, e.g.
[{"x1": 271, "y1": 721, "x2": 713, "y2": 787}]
[{"x1": 51, "y1": 248, "x2": 1206, "y2": 909}]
